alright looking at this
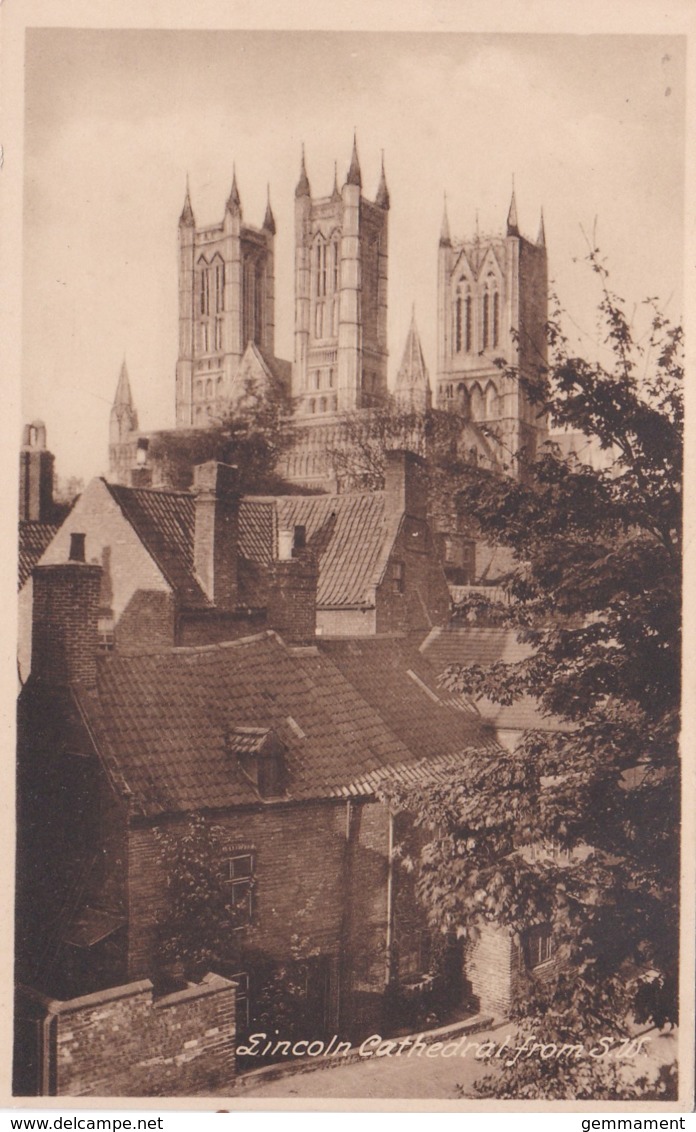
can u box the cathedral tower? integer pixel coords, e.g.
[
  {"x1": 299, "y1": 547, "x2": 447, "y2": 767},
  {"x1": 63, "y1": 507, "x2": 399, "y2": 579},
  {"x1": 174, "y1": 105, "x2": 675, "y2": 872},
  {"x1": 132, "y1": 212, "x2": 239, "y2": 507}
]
[
  {"x1": 109, "y1": 360, "x2": 139, "y2": 484},
  {"x1": 175, "y1": 174, "x2": 276, "y2": 427},
  {"x1": 437, "y1": 189, "x2": 548, "y2": 470},
  {"x1": 293, "y1": 139, "x2": 389, "y2": 419}
]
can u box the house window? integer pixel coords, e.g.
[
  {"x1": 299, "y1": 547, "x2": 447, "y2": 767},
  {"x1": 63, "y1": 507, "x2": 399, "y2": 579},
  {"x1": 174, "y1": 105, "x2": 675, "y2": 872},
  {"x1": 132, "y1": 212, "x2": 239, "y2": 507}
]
[
  {"x1": 224, "y1": 853, "x2": 255, "y2": 926},
  {"x1": 525, "y1": 924, "x2": 554, "y2": 968},
  {"x1": 391, "y1": 560, "x2": 405, "y2": 594}
]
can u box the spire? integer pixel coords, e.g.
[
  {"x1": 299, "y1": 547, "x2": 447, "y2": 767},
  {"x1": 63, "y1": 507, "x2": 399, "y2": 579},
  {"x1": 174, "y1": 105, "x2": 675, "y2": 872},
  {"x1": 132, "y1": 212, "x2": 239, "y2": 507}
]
[
  {"x1": 331, "y1": 161, "x2": 341, "y2": 202},
  {"x1": 506, "y1": 178, "x2": 519, "y2": 237},
  {"x1": 226, "y1": 166, "x2": 241, "y2": 215},
  {"x1": 113, "y1": 358, "x2": 134, "y2": 408},
  {"x1": 295, "y1": 145, "x2": 310, "y2": 198},
  {"x1": 537, "y1": 206, "x2": 546, "y2": 248},
  {"x1": 179, "y1": 176, "x2": 195, "y2": 227},
  {"x1": 375, "y1": 150, "x2": 390, "y2": 209},
  {"x1": 439, "y1": 194, "x2": 451, "y2": 247},
  {"x1": 263, "y1": 184, "x2": 276, "y2": 234},
  {"x1": 396, "y1": 307, "x2": 430, "y2": 390},
  {"x1": 346, "y1": 132, "x2": 362, "y2": 187}
]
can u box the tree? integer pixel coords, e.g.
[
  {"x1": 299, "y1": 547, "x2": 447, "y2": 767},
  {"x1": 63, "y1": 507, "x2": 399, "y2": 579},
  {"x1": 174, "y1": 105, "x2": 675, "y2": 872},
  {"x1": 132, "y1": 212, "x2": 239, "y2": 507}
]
[
  {"x1": 324, "y1": 399, "x2": 493, "y2": 533},
  {"x1": 148, "y1": 375, "x2": 299, "y2": 493},
  {"x1": 381, "y1": 251, "x2": 682, "y2": 1099}
]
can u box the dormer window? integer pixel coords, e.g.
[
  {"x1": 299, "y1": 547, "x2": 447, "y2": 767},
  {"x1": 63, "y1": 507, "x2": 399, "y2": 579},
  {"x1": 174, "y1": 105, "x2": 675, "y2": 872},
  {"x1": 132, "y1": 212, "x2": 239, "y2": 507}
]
[{"x1": 228, "y1": 726, "x2": 287, "y2": 800}]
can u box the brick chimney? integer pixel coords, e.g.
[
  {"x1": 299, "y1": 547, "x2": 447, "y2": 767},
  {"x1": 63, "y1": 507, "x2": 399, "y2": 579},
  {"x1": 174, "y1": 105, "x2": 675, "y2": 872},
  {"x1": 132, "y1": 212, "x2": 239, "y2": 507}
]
[
  {"x1": 31, "y1": 534, "x2": 102, "y2": 687},
  {"x1": 267, "y1": 528, "x2": 318, "y2": 645},
  {"x1": 193, "y1": 462, "x2": 240, "y2": 612},
  {"x1": 130, "y1": 438, "x2": 153, "y2": 488},
  {"x1": 384, "y1": 449, "x2": 428, "y2": 520},
  {"x1": 19, "y1": 420, "x2": 55, "y2": 522}
]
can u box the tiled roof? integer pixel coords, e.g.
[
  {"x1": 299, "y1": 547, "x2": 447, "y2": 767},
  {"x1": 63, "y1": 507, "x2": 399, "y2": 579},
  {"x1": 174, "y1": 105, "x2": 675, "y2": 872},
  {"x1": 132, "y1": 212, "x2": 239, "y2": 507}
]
[
  {"x1": 72, "y1": 631, "x2": 494, "y2": 817},
  {"x1": 18, "y1": 521, "x2": 60, "y2": 588},
  {"x1": 105, "y1": 482, "x2": 210, "y2": 610},
  {"x1": 420, "y1": 625, "x2": 563, "y2": 732},
  {"x1": 103, "y1": 483, "x2": 278, "y2": 611},
  {"x1": 319, "y1": 637, "x2": 497, "y2": 760},
  {"x1": 271, "y1": 493, "x2": 388, "y2": 607},
  {"x1": 101, "y1": 481, "x2": 394, "y2": 612}
]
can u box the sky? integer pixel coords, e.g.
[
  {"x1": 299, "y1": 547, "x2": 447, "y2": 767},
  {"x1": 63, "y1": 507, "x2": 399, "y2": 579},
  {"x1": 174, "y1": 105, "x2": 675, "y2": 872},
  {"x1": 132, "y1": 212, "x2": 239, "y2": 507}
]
[{"x1": 21, "y1": 28, "x2": 686, "y2": 484}]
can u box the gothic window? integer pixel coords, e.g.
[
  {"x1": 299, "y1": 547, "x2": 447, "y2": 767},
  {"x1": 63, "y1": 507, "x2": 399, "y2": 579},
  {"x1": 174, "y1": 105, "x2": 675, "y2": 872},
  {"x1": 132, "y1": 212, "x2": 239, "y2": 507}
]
[
  {"x1": 315, "y1": 303, "x2": 323, "y2": 339},
  {"x1": 465, "y1": 294, "x2": 472, "y2": 352},
  {"x1": 482, "y1": 291, "x2": 490, "y2": 349},
  {"x1": 332, "y1": 240, "x2": 340, "y2": 292},
  {"x1": 328, "y1": 368, "x2": 335, "y2": 388},
  {"x1": 314, "y1": 371, "x2": 321, "y2": 390},
  {"x1": 455, "y1": 292, "x2": 463, "y2": 353},
  {"x1": 484, "y1": 382, "x2": 498, "y2": 418},
  {"x1": 457, "y1": 383, "x2": 470, "y2": 418},
  {"x1": 331, "y1": 395, "x2": 337, "y2": 411},
  {"x1": 315, "y1": 241, "x2": 328, "y2": 297},
  {"x1": 332, "y1": 299, "x2": 339, "y2": 336},
  {"x1": 199, "y1": 267, "x2": 210, "y2": 316},
  {"x1": 309, "y1": 399, "x2": 316, "y2": 414},
  {"x1": 493, "y1": 291, "x2": 500, "y2": 347},
  {"x1": 215, "y1": 318, "x2": 223, "y2": 352},
  {"x1": 215, "y1": 263, "x2": 225, "y2": 313},
  {"x1": 319, "y1": 396, "x2": 327, "y2": 413}
]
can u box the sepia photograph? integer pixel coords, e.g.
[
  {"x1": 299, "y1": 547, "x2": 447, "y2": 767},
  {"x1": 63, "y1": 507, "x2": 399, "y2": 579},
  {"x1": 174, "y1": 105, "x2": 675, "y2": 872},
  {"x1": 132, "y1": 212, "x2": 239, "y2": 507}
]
[{"x1": 4, "y1": 1, "x2": 692, "y2": 1110}]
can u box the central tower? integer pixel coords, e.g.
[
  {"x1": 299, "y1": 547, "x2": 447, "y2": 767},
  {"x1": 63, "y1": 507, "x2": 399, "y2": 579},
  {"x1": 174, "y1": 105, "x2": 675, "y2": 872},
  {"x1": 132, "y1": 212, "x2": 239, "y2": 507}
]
[{"x1": 293, "y1": 139, "x2": 389, "y2": 420}]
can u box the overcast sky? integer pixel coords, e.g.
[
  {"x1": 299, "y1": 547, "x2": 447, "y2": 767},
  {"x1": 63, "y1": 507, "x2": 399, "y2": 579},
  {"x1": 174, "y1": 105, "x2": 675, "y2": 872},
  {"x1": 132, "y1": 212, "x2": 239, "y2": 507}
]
[{"x1": 22, "y1": 29, "x2": 685, "y2": 484}]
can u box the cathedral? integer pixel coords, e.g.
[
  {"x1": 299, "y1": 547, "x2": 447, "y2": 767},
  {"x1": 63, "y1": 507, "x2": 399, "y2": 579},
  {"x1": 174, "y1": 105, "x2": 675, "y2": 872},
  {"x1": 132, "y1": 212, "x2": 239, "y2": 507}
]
[{"x1": 108, "y1": 139, "x2": 548, "y2": 489}]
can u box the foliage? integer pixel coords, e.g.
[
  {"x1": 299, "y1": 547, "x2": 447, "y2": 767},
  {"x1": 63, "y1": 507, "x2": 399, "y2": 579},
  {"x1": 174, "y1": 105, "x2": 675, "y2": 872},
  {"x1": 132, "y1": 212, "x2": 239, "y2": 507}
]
[
  {"x1": 149, "y1": 374, "x2": 297, "y2": 493},
  {"x1": 324, "y1": 400, "x2": 491, "y2": 532},
  {"x1": 153, "y1": 814, "x2": 249, "y2": 980},
  {"x1": 381, "y1": 252, "x2": 682, "y2": 1098}
]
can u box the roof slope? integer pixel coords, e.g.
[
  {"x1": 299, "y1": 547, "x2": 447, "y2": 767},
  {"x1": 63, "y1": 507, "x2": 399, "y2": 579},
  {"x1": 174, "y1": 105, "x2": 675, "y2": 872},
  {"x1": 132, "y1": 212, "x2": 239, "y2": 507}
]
[
  {"x1": 420, "y1": 625, "x2": 564, "y2": 732},
  {"x1": 103, "y1": 482, "x2": 278, "y2": 610},
  {"x1": 320, "y1": 636, "x2": 496, "y2": 760},
  {"x1": 100, "y1": 481, "x2": 393, "y2": 611},
  {"x1": 73, "y1": 631, "x2": 494, "y2": 817},
  {"x1": 19, "y1": 521, "x2": 60, "y2": 588},
  {"x1": 272, "y1": 493, "x2": 388, "y2": 607}
]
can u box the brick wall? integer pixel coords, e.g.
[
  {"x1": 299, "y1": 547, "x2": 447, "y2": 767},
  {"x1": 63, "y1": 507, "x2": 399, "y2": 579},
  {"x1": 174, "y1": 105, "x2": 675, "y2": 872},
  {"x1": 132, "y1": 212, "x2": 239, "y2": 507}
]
[
  {"x1": 466, "y1": 922, "x2": 516, "y2": 1016},
  {"x1": 375, "y1": 519, "x2": 450, "y2": 634},
  {"x1": 16, "y1": 974, "x2": 236, "y2": 1097}
]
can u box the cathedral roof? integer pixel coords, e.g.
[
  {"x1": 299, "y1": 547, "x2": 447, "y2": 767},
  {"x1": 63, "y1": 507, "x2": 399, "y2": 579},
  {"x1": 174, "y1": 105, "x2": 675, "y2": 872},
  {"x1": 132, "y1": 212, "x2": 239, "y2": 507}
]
[
  {"x1": 61, "y1": 628, "x2": 492, "y2": 816},
  {"x1": 395, "y1": 310, "x2": 430, "y2": 390}
]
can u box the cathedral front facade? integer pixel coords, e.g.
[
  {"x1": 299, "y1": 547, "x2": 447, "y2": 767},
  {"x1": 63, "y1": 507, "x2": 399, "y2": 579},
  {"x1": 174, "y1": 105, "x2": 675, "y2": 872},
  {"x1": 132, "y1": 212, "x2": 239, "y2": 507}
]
[{"x1": 109, "y1": 139, "x2": 548, "y2": 490}]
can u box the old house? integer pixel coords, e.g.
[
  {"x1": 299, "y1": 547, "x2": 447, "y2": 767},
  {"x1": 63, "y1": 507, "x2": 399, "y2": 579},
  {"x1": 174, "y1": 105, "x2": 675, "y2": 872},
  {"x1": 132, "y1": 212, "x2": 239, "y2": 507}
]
[{"x1": 16, "y1": 541, "x2": 502, "y2": 1089}]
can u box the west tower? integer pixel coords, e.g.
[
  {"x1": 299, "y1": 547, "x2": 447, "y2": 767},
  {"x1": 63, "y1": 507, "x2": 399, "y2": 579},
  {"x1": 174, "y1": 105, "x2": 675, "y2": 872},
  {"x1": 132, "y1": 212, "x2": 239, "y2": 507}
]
[
  {"x1": 293, "y1": 139, "x2": 389, "y2": 420},
  {"x1": 437, "y1": 190, "x2": 548, "y2": 470},
  {"x1": 176, "y1": 174, "x2": 276, "y2": 428}
]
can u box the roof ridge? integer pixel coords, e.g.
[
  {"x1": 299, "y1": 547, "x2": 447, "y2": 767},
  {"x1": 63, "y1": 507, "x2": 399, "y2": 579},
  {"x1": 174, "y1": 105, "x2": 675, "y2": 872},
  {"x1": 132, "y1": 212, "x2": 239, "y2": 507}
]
[{"x1": 103, "y1": 478, "x2": 192, "y2": 500}]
